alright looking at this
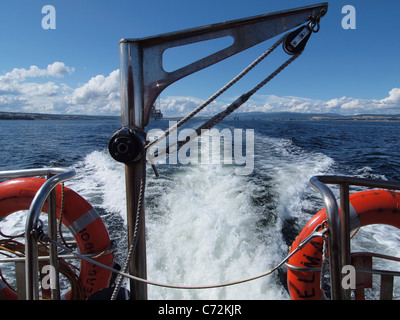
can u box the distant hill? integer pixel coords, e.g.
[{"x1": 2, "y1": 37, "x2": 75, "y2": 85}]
[
  {"x1": 225, "y1": 112, "x2": 400, "y2": 121},
  {"x1": 0, "y1": 111, "x2": 119, "y2": 121},
  {"x1": 225, "y1": 112, "x2": 340, "y2": 120}
]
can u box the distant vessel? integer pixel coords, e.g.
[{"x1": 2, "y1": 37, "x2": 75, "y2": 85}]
[{"x1": 150, "y1": 105, "x2": 163, "y2": 120}]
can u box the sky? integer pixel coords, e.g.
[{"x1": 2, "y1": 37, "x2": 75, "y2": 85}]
[{"x1": 0, "y1": 0, "x2": 399, "y2": 117}]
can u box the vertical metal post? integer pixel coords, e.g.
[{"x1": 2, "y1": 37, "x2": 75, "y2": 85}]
[
  {"x1": 25, "y1": 215, "x2": 40, "y2": 300},
  {"x1": 15, "y1": 261, "x2": 26, "y2": 299},
  {"x1": 47, "y1": 182, "x2": 60, "y2": 300},
  {"x1": 23, "y1": 169, "x2": 75, "y2": 300},
  {"x1": 119, "y1": 40, "x2": 148, "y2": 299},
  {"x1": 340, "y1": 183, "x2": 351, "y2": 300},
  {"x1": 310, "y1": 176, "x2": 342, "y2": 300}
]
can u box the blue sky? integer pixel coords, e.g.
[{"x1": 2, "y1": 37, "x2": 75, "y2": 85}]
[{"x1": 0, "y1": 0, "x2": 399, "y2": 116}]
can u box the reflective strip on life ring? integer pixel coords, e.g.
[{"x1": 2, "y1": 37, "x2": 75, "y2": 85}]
[
  {"x1": 287, "y1": 189, "x2": 400, "y2": 300},
  {"x1": 0, "y1": 178, "x2": 114, "y2": 299},
  {"x1": 0, "y1": 278, "x2": 17, "y2": 300}
]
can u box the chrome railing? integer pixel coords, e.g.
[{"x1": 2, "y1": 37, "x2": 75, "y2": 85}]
[
  {"x1": 0, "y1": 168, "x2": 76, "y2": 300},
  {"x1": 310, "y1": 175, "x2": 400, "y2": 300}
]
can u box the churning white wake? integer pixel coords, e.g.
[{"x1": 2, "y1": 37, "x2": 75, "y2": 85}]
[
  {"x1": 67, "y1": 130, "x2": 336, "y2": 300},
  {"x1": 145, "y1": 163, "x2": 288, "y2": 299},
  {"x1": 2, "y1": 125, "x2": 399, "y2": 300}
]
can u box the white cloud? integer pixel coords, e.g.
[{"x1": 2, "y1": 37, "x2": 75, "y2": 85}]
[
  {"x1": 67, "y1": 69, "x2": 120, "y2": 114},
  {"x1": 321, "y1": 90, "x2": 400, "y2": 115},
  {"x1": 379, "y1": 88, "x2": 400, "y2": 105},
  {"x1": 230, "y1": 89, "x2": 400, "y2": 115},
  {"x1": 0, "y1": 62, "x2": 74, "y2": 114},
  {"x1": 0, "y1": 63, "x2": 120, "y2": 115},
  {"x1": 154, "y1": 89, "x2": 400, "y2": 117},
  {"x1": 0, "y1": 61, "x2": 398, "y2": 117},
  {"x1": 19, "y1": 82, "x2": 61, "y2": 97},
  {"x1": 160, "y1": 96, "x2": 224, "y2": 117},
  {"x1": 2, "y1": 62, "x2": 73, "y2": 82}
]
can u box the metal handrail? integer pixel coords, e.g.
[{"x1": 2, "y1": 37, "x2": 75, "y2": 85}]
[
  {"x1": 310, "y1": 175, "x2": 400, "y2": 300},
  {"x1": 0, "y1": 167, "x2": 76, "y2": 300},
  {"x1": 309, "y1": 176, "x2": 342, "y2": 299},
  {"x1": 0, "y1": 168, "x2": 74, "y2": 180}
]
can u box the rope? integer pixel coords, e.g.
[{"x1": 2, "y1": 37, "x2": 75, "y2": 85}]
[
  {"x1": 145, "y1": 34, "x2": 286, "y2": 151},
  {"x1": 320, "y1": 231, "x2": 329, "y2": 291},
  {"x1": 0, "y1": 238, "x2": 85, "y2": 299},
  {"x1": 149, "y1": 52, "x2": 301, "y2": 159},
  {"x1": 0, "y1": 229, "x2": 24, "y2": 241},
  {"x1": 145, "y1": 10, "x2": 330, "y2": 160},
  {"x1": 42, "y1": 224, "x2": 328, "y2": 291},
  {"x1": 195, "y1": 53, "x2": 301, "y2": 133},
  {"x1": 57, "y1": 183, "x2": 71, "y2": 249},
  {"x1": 111, "y1": 161, "x2": 146, "y2": 300}
]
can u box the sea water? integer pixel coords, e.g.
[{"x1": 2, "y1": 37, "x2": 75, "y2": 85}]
[{"x1": 0, "y1": 118, "x2": 399, "y2": 299}]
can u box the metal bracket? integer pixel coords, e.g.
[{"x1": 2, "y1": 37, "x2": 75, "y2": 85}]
[{"x1": 119, "y1": 3, "x2": 328, "y2": 127}]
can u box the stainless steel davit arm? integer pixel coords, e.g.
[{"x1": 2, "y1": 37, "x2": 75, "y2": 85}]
[
  {"x1": 116, "y1": 3, "x2": 328, "y2": 300},
  {"x1": 120, "y1": 3, "x2": 328, "y2": 127}
]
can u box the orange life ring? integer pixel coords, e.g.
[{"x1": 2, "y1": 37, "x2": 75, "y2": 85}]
[
  {"x1": 0, "y1": 278, "x2": 17, "y2": 300},
  {"x1": 0, "y1": 178, "x2": 114, "y2": 299},
  {"x1": 287, "y1": 189, "x2": 400, "y2": 300}
]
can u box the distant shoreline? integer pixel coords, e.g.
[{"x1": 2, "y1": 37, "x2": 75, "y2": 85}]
[
  {"x1": 309, "y1": 115, "x2": 400, "y2": 122},
  {"x1": 0, "y1": 112, "x2": 119, "y2": 121},
  {"x1": 1, "y1": 111, "x2": 399, "y2": 122}
]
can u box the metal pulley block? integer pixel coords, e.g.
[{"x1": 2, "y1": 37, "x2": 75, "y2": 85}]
[
  {"x1": 109, "y1": 127, "x2": 146, "y2": 164},
  {"x1": 283, "y1": 24, "x2": 312, "y2": 55}
]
